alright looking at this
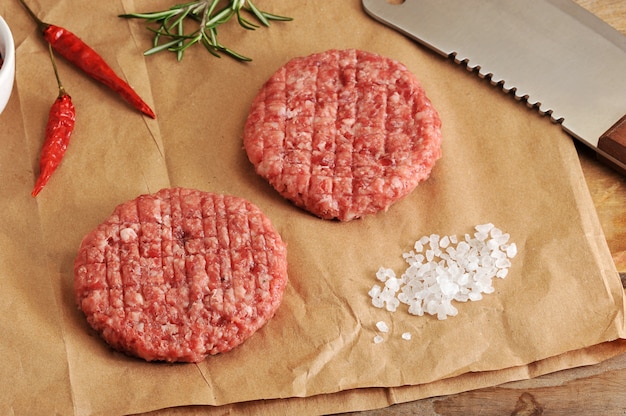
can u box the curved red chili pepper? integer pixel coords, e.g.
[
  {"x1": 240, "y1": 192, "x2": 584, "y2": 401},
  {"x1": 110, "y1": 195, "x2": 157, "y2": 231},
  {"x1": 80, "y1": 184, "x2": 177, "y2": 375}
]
[
  {"x1": 18, "y1": 0, "x2": 155, "y2": 119},
  {"x1": 32, "y1": 89, "x2": 76, "y2": 197},
  {"x1": 43, "y1": 25, "x2": 156, "y2": 119}
]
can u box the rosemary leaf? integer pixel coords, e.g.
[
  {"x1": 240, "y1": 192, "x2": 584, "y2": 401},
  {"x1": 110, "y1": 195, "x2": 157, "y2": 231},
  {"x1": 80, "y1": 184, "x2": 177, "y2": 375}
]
[
  {"x1": 204, "y1": 6, "x2": 235, "y2": 28},
  {"x1": 259, "y1": 11, "x2": 294, "y2": 22},
  {"x1": 245, "y1": 0, "x2": 269, "y2": 26},
  {"x1": 200, "y1": 32, "x2": 222, "y2": 58},
  {"x1": 144, "y1": 39, "x2": 182, "y2": 56},
  {"x1": 119, "y1": 10, "x2": 176, "y2": 20},
  {"x1": 120, "y1": 0, "x2": 292, "y2": 61},
  {"x1": 223, "y1": 46, "x2": 252, "y2": 62},
  {"x1": 176, "y1": 18, "x2": 184, "y2": 61},
  {"x1": 236, "y1": 10, "x2": 260, "y2": 30}
]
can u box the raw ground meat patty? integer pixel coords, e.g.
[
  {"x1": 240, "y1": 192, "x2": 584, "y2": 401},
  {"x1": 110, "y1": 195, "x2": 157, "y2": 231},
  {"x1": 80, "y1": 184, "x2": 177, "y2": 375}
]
[
  {"x1": 243, "y1": 49, "x2": 442, "y2": 221},
  {"x1": 73, "y1": 188, "x2": 288, "y2": 363}
]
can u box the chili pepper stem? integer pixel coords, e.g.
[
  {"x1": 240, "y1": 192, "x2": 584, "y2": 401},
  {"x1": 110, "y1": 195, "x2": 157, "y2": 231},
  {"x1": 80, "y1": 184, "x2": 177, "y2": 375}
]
[
  {"x1": 17, "y1": 0, "x2": 50, "y2": 32},
  {"x1": 48, "y1": 43, "x2": 67, "y2": 98}
]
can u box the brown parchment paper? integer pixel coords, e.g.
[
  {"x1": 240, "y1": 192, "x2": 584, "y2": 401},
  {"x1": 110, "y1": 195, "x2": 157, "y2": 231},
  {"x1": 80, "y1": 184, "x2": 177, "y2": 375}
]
[{"x1": 1, "y1": 0, "x2": 625, "y2": 415}]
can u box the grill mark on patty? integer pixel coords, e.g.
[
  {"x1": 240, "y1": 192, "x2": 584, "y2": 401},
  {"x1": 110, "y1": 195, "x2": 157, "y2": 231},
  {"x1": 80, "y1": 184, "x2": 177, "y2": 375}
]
[
  {"x1": 74, "y1": 188, "x2": 288, "y2": 362},
  {"x1": 309, "y1": 49, "x2": 339, "y2": 217},
  {"x1": 334, "y1": 49, "x2": 357, "y2": 220},
  {"x1": 244, "y1": 49, "x2": 442, "y2": 221}
]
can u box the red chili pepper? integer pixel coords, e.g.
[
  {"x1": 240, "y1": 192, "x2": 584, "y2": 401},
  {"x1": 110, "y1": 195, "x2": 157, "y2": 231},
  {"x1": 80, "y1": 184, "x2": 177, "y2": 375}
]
[
  {"x1": 32, "y1": 45, "x2": 76, "y2": 197},
  {"x1": 32, "y1": 90, "x2": 76, "y2": 197},
  {"x1": 43, "y1": 25, "x2": 156, "y2": 119},
  {"x1": 19, "y1": 0, "x2": 156, "y2": 119}
]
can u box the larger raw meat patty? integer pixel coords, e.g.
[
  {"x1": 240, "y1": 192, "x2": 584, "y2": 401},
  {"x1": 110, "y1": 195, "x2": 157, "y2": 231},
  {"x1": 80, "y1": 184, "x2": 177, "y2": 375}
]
[
  {"x1": 243, "y1": 49, "x2": 442, "y2": 221},
  {"x1": 73, "y1": 188, "x2": 288, "y2": 363}
]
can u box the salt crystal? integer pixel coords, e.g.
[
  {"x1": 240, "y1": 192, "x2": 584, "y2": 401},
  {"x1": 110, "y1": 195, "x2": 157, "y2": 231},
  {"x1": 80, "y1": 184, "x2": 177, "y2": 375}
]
[
  {"x1": 436, "y1": 303, "x2": 449, "y2": 320},
  {"x1": 425, "y1": 299, "x2": 438, "y2": 315},
  {"x1": 487, "y1": 238, "x2": 500, "y2": 251},
  {"x1": 401, "y1": 332, "x2": 412, "y2": 340},
  {"x1": 368, "y1": 285, "x2": 381, "y2": 297},
  {"x1": 476, "y1": 223, "x2": 494, "y2": 234},
  {"x1": 373, "y1": 335, "x2": 384, "y2": 344},
  {"x1": 480, "y1": 255, "x2": 495, "y2": 268},
  {"x1": 385, "y1": 278, "x2": 401, "y2": 292},
  {"x1": 467, "y1": 260, "x2": 479, "y2": 271},
  {"x1": 506, "y1": 243, "x2": 518, "y2": 258},
  {"x1": 438, "y1": 278, "x2": 459, "y2": 297},
  {"x1": 455, "y1": 292, "x2": 469, "y2": 302},
  {"x1": 408, "y1": 301, "x2": 424, "y2": 316},
  {"x1": 385, "y1": 297, "x2": 400, "y2": 312},
  {"x1": 444, "y1": 301, "x2": 458, "y2": 317},
  {"x1": 372, "y1": 296, "x2": 384, "y2": 308},
  {"x1": 376, "y1": 321, "x2": 389, "y2": 333},
  {"x1": 468, "y1": 292, "x2": 483, "y2": 301},
  {"x1": 489, "y1": 226, "x2": 502, "y2": 238},
  {"x1": 457, "y1": 273, "x2": 470, "y2": 286},
  {"x1": 495, "y1": 258, "x2": 511, "y2": 268},
  {"x1": 376, "y1": 267, "x2": 394, "y2": 282},
  {"x1": 457, "y1": 241, "x2": 470, "y2": 254},
  {"x1": 495, "y1": 233, "x2": 510, "y2": 245},
  {"x1": 491, "y1": 249, "x2": 505, "y2": 260}
]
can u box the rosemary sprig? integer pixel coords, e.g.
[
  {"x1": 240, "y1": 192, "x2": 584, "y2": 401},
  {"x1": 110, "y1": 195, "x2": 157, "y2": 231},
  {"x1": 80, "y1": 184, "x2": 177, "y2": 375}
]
[{"x1": 120, "y1": 0, "x2": 292, "y2": 61}]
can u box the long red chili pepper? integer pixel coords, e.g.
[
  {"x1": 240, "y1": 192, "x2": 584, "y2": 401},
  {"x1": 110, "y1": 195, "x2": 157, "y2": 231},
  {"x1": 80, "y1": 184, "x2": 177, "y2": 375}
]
[
  {"x1": 19, "y1": 0, "x2": 156, "y2": 119},
  {"x1": 32, "y1": 45, "x2": 76, "y2": 197}
]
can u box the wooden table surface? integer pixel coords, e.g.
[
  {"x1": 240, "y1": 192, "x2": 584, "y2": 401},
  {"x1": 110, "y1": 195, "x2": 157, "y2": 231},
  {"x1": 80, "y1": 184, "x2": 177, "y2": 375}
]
[{"x1": 343, "y1": 0, "x2": 626, "y2": 414}]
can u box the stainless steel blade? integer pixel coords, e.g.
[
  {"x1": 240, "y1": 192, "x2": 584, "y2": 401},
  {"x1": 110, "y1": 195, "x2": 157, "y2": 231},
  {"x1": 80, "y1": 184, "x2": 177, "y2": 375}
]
[{"x1": 362, "y1": 0, "x2": 626, "y2": 171}]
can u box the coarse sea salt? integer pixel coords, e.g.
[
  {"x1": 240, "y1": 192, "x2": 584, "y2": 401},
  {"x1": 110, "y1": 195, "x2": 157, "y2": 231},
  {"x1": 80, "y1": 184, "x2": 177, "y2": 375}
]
[
  {"x1": 376, "y1": 321, "x2": 390, "y2": 333},
  {"x1": 369, "y1": 223, "x2": 518, "y2": 321}
]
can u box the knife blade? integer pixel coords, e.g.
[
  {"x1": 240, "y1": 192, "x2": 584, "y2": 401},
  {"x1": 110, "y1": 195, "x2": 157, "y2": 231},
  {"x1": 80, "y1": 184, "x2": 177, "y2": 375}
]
[{"x1": 362, "y1": 0, "x2": 626, "y2": 174}]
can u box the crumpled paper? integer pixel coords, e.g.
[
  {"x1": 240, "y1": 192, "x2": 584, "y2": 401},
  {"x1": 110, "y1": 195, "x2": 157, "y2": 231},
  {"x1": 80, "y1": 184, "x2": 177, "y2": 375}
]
[{"x1": 1, "y1": 1, "x2": 624, "y2": 415}]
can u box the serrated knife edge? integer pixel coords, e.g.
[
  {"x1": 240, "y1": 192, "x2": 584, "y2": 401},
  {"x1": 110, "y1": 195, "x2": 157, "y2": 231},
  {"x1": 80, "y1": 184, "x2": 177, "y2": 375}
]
[{"x1": 362, "y1": 0, "x2": 626, "y2": 173}]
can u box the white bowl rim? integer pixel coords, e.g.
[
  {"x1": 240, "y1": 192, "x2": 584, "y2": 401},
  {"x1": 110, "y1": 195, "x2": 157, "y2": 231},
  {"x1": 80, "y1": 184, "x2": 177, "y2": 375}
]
[
  {"x1": 0, "y1": 16, "x2": 16, "y2": 114},
  {"x1": 0, "y1": 16, "x2": 15, "y2": 76}
]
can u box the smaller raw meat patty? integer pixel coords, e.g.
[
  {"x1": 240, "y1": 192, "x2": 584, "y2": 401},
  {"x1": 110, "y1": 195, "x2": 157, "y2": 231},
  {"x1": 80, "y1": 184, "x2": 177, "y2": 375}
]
[
  {"x1": 73, "y1": 188, "x2": 288, "y2": 363},
  {"x1": 243, "y1": 49, "x2": 442, "y2": 221}
]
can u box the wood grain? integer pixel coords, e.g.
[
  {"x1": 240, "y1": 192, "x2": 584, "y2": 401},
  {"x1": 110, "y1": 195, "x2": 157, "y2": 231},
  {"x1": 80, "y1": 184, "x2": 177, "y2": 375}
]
[
  {"x1": 598, "y1": 115, "x2": 626, "y2": 176},
  {"x1": 575, "y1": 0, "x2": 626, "y2": 276}
]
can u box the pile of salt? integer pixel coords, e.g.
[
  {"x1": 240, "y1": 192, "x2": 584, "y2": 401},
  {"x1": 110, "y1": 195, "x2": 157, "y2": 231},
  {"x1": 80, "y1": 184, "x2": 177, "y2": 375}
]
[{"x1": 369, "y1": 223, "x2": 518, "y2": 321}]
